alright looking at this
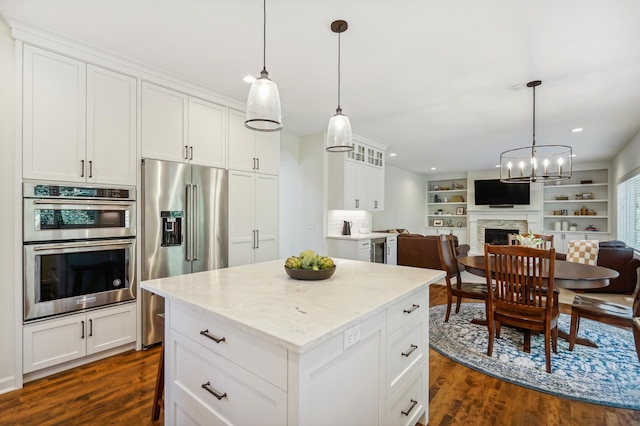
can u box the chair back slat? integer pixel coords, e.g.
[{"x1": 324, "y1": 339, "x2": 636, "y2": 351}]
[
  {"x1": 437, "y1": 234, "x2": 461, "y2": 283},
  {"x1": 485, "y1": 244, "x2": 556, "y2": 319}
]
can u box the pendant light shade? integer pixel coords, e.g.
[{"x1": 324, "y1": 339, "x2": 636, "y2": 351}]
[
  {"x1": 499, "y1": 80, "x2": 572, "y2": 183},
  {"x1": 245, "y1": 0, "x2": 282, "y2": 132},
  {"x1": 326, "y1": 20, "x2": 354, "y2": 152}
]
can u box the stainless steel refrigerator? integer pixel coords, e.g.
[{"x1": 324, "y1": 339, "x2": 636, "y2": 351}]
[{"x1": 141, "y1": 158, "x2": 228, "y2": 347}]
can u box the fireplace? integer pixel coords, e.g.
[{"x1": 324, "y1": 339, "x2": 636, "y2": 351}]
[{"x1": 485, "y1": 228, "x2": 518, "y2": 246}]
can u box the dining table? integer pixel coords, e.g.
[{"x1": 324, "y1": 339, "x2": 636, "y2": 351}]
[{"x1": 458, "y1": 255, "x2": 620, "y2": 348}]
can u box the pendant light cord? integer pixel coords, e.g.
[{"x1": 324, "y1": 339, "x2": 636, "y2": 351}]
[
  {"x1": 262, "y1": 0, "x2": 267, "y2": 72},
  {"x1": 337, "y1": 23, "x2": 342, "y2": 111}
]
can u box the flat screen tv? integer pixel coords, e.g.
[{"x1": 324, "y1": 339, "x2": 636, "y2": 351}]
[{"x1": 474, "y1": 179, "x2": 530, "y2": 207}]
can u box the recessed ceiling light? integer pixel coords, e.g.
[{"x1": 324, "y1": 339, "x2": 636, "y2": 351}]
[
  {"x1": 431, "y1": 167, "x2": 436, "y2": 170},
  {"x1": 571, "y1": 154, "x2": 577, "y2": 157},
  {"x1": 243, "y1": 75, "x2": 256, "y2": 84},
  {"x1": 389, "y1": 153, "x2": 397, "y2": 157},
  {"x1": 495, "y1": 165, "x2": 500, "y2": 168},
  {"x1": 571, "y1": 128, "x2": 583, "y2": 133}
]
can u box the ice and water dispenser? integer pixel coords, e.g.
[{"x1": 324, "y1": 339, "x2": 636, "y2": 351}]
[{"x1": 161, "y1": 211, "x2": 183, "y2": 247}]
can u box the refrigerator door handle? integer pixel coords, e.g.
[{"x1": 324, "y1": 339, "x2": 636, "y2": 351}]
[
  {"x1": 256, "y1": 229, "x2": 259, "y2": 249},
  {"x1": 186, "y1": 183, "x2": 193, "y2": 261},
  {"x1": 193, "y1": 184, "x2": 199, "y2": 260}
]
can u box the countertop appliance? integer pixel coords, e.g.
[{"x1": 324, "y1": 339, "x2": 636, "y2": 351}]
[
  {"x1": 22, "y1": 181, "x2": 136, "y2": 321},
  {"x1": 141, "y1": 159, "x2": 228, "y2": 348}
]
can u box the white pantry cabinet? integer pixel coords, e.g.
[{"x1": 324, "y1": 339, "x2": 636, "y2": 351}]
[
  {"x1": 228, "y1": 109, "x2": 279, "y2": 176},
  {"x1": 22, "y1": 45, "x2": 137, "y2": 185},
  {"x1": 228, "y1": 170, "x2": 278, "y2": 266},
  {"x1": 141, "y1": 82, "x2": 227, "y2": 169},
  {"x1": 23, "y1": 303, "x2": 136, "y2": 373}
]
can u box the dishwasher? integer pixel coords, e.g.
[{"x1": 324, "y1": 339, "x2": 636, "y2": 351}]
[{"x1": 371, "y1": 237, "x2": 387, "y2": 263}]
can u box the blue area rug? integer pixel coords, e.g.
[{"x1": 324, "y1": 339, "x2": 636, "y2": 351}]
[{"x1": 429, "y1": 303, "x2": 640, "y2": 410}]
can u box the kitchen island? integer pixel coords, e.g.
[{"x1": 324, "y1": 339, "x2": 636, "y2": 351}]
[{"x1": 141, "y1": 258, "x2": 444, "y2": 426}]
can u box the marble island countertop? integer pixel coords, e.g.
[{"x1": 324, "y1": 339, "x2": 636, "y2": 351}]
[
  {"x1": 326, "y1": 232, "x2": 393, "y2": 240},
  {"x1": 141, "y1": 258, "x2": 444, "y2": 353}
]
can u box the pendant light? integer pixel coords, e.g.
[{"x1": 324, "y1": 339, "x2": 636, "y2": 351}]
[
  {"x1": 326, "y1": 20, "x2": 354, "y2": 152},
  {"x1": 245, "y1": 0, "x2": 282, "y2": 132},
  {"x1": 499, "y1": 80, "x2": 572, "y2": 183}
]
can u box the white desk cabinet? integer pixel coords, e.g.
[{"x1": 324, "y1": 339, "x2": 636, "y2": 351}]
[
  {"x1": 23, "y1": 45, "x2": 136, "y2": 185},
  {"x1": 23, "y1": 303, "x2": 136, "y2": 373}
]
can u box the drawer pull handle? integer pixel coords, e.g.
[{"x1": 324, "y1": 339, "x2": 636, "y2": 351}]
[
  {"x1": 200, "y1": 329, "x2": 226, "y2": 344},
  {"x1": 403, "y1": 304, "x2": 420, "y2": 314},
  {"x1": 401, "y1": 344, "x2": 418, "y2": 357},
  {"x1": 401, "y1": 399, "x2": 418, "y2": 416},
  {"x1": 201, "y1": 381, "x2": 227, "y2": 400}
]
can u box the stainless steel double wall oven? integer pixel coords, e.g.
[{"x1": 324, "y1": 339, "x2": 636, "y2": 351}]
[{"x1": 23, "y1": 182, "x2": 136, "y2": 322}]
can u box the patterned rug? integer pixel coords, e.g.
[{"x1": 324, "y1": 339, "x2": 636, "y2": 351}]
[{"x1": 429, "y1": 303, "x2": 640, "y2": 410}]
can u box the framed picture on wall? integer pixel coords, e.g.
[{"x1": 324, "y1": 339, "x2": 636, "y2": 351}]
[
  {"x1": 433, "y1": 219, "x2": 444, "y2": 227},
  {"x1": 456, "y1": 207, "x2": 465, "y2": 215}
]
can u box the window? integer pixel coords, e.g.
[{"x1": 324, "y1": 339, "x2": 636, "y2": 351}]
[{"x1": 617, "y1": 172, "x2": 640, "y2": 252}]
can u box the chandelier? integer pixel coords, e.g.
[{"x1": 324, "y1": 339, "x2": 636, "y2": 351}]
[{"x1": 500, "y1": 80, "x2": 571, "y2": 183}]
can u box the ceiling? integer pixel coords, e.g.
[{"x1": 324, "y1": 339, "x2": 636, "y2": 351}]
[{"x1": 2, "y1": 0, "x2": 640, "y2": 176}]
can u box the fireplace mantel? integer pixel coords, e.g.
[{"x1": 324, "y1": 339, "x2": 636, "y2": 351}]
[{"x1": 468, "y1": 209, "x2": 542, "y2": 254}]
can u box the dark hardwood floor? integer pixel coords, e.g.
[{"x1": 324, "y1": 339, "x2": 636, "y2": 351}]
[{"x1": 0, "y1": 285, "x2": 638, "y2": 425}]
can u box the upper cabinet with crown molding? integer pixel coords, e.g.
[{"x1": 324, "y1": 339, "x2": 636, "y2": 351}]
[
  {"x1": 141, "y1": 82, "x2": 227, "y2": 169},
  {"x1": 22, "y1": 45, "x2": 137, "y2": 185},
  {"x1": 327, "y1": 136, "x2": 386, "y2": 211}
]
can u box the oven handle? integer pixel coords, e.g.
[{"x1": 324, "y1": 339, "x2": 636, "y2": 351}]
[
  {"x1": 32, "y1": 200, "x2": 134, "y2": 207},
  {"x1": 32, "y1": 240, "x2": 133, "y2": 251}
]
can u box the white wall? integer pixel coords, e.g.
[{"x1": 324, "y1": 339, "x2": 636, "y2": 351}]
[
  {"x1": 0, "y1": 17, "x2": 18, "y2": 394},
  {"x1": 371, "y1": 164, "x2": 426, "y2": 234},
  {"x1": 278, "y1": 133, "x2": 326, "y2": 258},
  {"x1": 611, "y1": 130, "x2": 640, "y2": 239}
]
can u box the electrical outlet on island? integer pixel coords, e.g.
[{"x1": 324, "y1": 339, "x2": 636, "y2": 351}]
[{"x1": 343, "y1": 324, "x2": 361, "y2": 349}]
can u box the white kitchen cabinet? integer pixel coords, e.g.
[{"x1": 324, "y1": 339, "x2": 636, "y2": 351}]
[
  {"x1": 228, "y1": 170, "x2": 278, "y2": 267},
  {"x1": 386, "y1": 235, "x2": 398, "y2": 265},
  {"x1": 228, "y1": 109, "x2": 279, "y2": 175},
  {"x1": 366, "y1": 166, "x2": 385, "y2": 210},
  {"x1": 22, "y1": 45, "x2": 137, "y2": 184},
  {"x1": 327, "y1": 136, "x2": 387, "y2": 211},
  {"x1": 326, "y1": 238, "x2": 372, "y2": 262},
  {"x1": 141, "y1": 82, "x2": 227, "y2": 168},
  {"x1": 23, "y1": 303, "x2": 136, "y2": 373}
]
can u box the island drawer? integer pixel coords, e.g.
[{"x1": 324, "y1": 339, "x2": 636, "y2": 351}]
[
  {"x1": 387, "y1": 287, "x2": 428, "y2": 335},
  {"x1": 170, "y1": 302, "x2": 287, "y2": 390},
  {"x1": 170, "y1": 330, "x2": 287, "y2": 426},
  {"x1": 386, "y1": 314, "x2": 425, "y2": 395},
  {"x1": 386, "y1": 365, "x2": 426, "y2": 426}
]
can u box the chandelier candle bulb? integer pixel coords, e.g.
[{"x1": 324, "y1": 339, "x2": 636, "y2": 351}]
[{"x1": 543, "y1": 158, "x2": 549, "y2": 175}]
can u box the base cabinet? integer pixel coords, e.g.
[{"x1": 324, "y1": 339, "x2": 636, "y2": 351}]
[
  {"x1": 386, "y1": 235, "x2": 398, "y2": 265},
  {"x1": 547, "y1": 231, "x2": 611, "y2": 254},
  {"x1": 326, "y1": 238, "x2": 372, "y2": 262},
  {"x1": 23, "y1": 303, "x2": 136, "y2": 373},
  {"x1": 165, "y1": 287, "x2": 428, "y2": 425}
]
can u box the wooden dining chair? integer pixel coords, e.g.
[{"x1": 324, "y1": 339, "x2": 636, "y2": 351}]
[
  {"x1": 508, "y1": 233, "x2": 554, "y2": 249},
  {"x1": 484, "y1": 243, "x2": 559, "y2": 373},
  {"x1": 568, "y1": 289, "x2": 640, "y2": 361},
  {"x1": 436, "y1": 234, "x2": 487, "y2": 322}
]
